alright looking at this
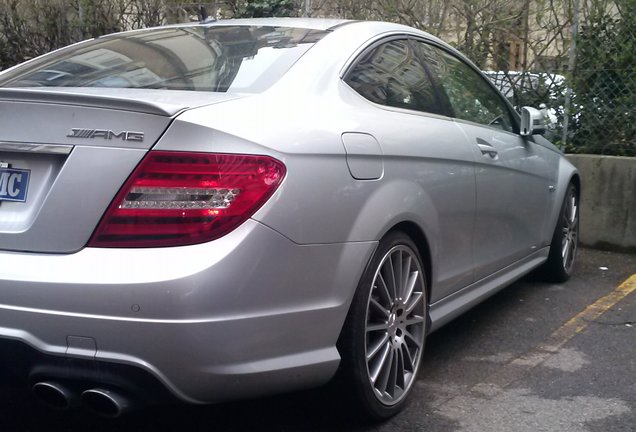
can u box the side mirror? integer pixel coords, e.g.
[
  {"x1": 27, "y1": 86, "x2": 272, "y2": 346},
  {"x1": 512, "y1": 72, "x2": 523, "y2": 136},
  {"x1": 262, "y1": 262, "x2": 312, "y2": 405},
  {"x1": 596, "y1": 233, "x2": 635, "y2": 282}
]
[{"x1": 520, "y1": 106, "x2": 546, "y2": 137}]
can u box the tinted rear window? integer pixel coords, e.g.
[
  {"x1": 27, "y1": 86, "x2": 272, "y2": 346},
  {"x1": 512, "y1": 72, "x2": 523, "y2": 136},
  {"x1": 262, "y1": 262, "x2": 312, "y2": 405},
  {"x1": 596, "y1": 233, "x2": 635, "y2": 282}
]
[{"x1": 0, "y1": 25, "x2": 328, "y2": 93}]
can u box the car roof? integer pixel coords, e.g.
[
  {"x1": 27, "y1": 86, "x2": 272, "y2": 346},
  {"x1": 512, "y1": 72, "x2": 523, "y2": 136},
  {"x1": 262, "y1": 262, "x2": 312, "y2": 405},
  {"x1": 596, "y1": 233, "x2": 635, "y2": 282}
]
[
  {"x1": 201, "y1": 18, "x2": 438, "y2": 39},
  {"x1": 198, "y1": 18, "x2": 451, "y2": 51},
  {"x1": 102, "y1": 17, "x2": 355, "y2": 39},
  {"x1": 101, "y1": 18, "x2": 446, "y2": 49},
  {"x1": 204, "y1": 17, "x2": 353, "y2": 31}
]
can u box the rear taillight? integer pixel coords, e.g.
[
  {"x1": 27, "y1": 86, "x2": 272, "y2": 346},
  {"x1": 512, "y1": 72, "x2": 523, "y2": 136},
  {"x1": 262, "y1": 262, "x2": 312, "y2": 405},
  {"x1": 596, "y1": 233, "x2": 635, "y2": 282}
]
[{"x1": 88, "y1": 151, "x2": 286, "y2": 248}]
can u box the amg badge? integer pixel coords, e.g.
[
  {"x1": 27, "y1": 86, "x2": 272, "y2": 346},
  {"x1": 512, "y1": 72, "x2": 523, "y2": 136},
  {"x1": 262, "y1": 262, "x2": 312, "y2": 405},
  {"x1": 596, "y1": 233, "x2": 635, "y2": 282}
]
[{"x1": 67, "y1": 128, "x2": 144, "y2": 142}]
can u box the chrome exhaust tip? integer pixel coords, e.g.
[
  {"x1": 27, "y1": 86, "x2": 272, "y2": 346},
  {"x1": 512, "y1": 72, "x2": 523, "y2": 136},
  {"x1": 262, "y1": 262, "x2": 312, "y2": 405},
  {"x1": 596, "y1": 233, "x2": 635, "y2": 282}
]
[
  {"x1": 32, "y1": 381, "x2": 77, "y2": 410},
  {"x1": 81, "y1": 388, "x2": 131, "y2": 418}
]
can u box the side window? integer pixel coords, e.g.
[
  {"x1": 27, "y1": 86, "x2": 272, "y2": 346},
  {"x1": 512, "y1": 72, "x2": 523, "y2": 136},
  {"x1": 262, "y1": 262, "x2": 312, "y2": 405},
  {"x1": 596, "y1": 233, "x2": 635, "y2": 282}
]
[
  {"x1": 344, "y1": 39, "x2": 444, "y2": 115},
  {"x1": 421, "y1": 44, "x2": 516, "y2": 133}
]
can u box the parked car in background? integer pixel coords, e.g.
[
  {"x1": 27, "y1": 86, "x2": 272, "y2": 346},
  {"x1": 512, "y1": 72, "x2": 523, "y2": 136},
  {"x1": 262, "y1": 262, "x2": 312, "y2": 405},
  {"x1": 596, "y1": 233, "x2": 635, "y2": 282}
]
[
  {"x1": 482, "y1": 71, "x2": 565, "y2": 100},
  {"x1": 0, "y1": 18, "x2": 579, "y2": 420},
  {"x1": 483, "y1": 70, "x2": 568, "y2": 130}
]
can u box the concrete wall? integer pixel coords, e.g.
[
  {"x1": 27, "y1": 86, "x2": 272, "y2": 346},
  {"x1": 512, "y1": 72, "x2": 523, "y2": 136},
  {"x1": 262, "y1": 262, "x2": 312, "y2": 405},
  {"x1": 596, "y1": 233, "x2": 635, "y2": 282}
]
[{"x1": 567, "y1": 155, "x2": 636, "y2": 253}]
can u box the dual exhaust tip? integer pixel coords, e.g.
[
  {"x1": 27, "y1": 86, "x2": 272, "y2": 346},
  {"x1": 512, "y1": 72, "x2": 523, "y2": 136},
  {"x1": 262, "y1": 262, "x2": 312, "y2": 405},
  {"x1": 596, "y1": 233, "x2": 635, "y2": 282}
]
[{"x1": 32, "y1": 381, "x2": 131, "y2": 418}]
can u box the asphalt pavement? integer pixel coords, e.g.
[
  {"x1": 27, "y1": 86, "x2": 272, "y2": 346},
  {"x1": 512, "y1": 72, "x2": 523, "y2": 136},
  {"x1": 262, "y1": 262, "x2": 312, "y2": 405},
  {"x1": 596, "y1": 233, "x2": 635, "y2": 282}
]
[{"x1": 1, "y1": 247, "x2": 634, "y2": 432}]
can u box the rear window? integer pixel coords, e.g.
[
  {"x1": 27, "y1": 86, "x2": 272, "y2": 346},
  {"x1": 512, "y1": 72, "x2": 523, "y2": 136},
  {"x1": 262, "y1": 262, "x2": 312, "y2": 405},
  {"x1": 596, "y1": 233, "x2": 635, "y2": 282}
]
[{"x1": 0, "y1": 25, "x2": 328, "y2": 93}]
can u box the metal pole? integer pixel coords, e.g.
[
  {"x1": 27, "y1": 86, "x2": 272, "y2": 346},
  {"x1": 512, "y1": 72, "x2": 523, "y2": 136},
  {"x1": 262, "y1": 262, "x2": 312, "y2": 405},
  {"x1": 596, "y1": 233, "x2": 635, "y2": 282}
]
[
  {"x1": 561, "y1": 0, "x2": 580, "y2": 149},
  {"x1": 78, "y1": 0, "x2": 84, "y2": 39},
  {"x1": 302, "y1": 0, "x2": 312, "y2": 17}
]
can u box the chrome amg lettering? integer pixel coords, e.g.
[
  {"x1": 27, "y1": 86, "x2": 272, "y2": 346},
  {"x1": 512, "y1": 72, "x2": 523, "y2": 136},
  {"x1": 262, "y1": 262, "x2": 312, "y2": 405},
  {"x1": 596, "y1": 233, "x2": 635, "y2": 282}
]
[
  {"x1": 125, "y1": 132, "x2": 145, "y2": 142},
  {"x1": 67, "y1": 128, "x2": 144, "y2": 142},
  {"x1": 91, "y1": 130, "x2": 109, "y2": 139}
]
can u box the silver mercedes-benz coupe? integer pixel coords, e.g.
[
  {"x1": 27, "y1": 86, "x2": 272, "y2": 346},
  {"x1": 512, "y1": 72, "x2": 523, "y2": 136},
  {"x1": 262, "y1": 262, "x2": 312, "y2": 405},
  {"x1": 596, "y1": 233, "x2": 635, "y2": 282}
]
[{"x1": 0, "y1": 18, "x2": 579, "y2": 419}]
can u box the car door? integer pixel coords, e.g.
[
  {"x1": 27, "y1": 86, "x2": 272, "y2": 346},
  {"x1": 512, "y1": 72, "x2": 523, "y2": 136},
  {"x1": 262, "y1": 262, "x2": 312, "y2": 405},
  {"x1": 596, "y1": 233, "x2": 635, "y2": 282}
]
[
  {"x1": 343, "y1": 38, "x2": 477, "y2": 302},
  {"x1": 417, "y1": 42, "x2": 555, "y2": 280}
]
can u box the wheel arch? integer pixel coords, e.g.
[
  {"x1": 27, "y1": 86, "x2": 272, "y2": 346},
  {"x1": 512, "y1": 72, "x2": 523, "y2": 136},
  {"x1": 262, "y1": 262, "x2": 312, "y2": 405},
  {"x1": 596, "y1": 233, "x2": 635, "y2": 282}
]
[{"x1": 337, "y1": 219, "x2": 434, "y2": 346}]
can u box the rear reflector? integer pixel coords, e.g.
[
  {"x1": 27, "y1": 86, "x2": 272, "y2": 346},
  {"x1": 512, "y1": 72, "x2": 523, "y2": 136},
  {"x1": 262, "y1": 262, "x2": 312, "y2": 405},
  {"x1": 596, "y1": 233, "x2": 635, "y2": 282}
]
[{"x1": 88, "y1": 152, "x2": 286, "y2": 247}]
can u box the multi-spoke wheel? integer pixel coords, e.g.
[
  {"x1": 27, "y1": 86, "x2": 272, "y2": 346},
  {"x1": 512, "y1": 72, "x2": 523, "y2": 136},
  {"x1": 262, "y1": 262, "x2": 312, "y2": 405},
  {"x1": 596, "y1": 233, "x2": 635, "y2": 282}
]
[
  {"x1": 541, "y1": 183, "x2": 579, "y2": 282},
  {"x1": 338, "y1": 231, "x2": 427, "y2": 420}
]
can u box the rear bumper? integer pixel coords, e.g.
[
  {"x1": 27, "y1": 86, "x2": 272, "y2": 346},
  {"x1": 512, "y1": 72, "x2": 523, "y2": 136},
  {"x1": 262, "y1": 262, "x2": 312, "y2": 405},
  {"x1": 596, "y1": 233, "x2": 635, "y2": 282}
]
[{"x1": 0, "y1": 220, "x2": 376, "y2": 403}]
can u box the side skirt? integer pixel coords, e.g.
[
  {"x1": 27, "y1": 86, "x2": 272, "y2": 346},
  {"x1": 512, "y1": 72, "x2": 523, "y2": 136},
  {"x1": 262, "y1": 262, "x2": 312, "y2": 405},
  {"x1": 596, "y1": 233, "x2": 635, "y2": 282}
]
[{"x1": 428, "y1": 247, "x2": 550, "y2": 333}]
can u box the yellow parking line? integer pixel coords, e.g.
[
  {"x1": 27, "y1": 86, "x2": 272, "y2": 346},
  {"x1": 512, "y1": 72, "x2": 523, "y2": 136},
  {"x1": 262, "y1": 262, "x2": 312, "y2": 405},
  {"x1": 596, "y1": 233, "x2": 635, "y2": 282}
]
[
  {"x1": 542, "y1": 272, "x2": 636, "y2": 352},
  {"x1": 482, "y1": 273, "x2": 636, "y2": 391}
]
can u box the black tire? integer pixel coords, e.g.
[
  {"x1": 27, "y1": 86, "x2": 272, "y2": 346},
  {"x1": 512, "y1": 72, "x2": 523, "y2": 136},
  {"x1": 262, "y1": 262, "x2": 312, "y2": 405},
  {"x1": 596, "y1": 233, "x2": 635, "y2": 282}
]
[
  {"x1": 540, "y1": 183, "x2": 579, "y2": 282},
  {"x1": 337, "y1": 231, "x2": 428, "y2": 421}
]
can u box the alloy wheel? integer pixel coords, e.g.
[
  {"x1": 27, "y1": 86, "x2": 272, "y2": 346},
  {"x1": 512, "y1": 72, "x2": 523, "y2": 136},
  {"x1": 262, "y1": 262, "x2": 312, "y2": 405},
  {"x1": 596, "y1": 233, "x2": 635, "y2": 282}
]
[
  {"x1": 364, "y1": 245, "x2": 426, "y2": 406},
  {"x1": 561, "y1": 188, "x2": 579, "y2": 274}
]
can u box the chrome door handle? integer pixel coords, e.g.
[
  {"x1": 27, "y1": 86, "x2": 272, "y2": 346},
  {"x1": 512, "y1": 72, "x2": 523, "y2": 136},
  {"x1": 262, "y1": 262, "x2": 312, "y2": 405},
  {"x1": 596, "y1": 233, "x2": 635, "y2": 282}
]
[{"x1": 477, "y1": 143, "x2": 498, "y2": 158}]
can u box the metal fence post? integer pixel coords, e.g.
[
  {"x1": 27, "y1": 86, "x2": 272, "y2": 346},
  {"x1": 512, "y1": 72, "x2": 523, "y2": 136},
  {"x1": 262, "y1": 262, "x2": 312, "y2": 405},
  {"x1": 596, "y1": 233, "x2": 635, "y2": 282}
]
[{"x1": 561, "y1": 0, "x2": 580, "y2": 149}]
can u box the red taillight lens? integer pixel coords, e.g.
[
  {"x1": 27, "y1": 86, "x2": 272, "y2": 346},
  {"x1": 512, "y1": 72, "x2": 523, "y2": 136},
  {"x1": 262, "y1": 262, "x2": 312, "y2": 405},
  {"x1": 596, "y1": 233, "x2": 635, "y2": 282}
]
[{"x1": 88, "y1": 152, "x2": 286, "y2": 248}]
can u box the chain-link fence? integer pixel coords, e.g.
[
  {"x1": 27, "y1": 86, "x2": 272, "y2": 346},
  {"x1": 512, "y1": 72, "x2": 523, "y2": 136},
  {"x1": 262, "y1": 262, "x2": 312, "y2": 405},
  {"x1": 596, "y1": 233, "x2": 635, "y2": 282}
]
[
  {"x1": 482, "y1": 0, "x2": 636, "y2": 157},
  {"x1": 563, "y1": 0, "x2": 636, "y2": 156},
  {"x1": 0, "y1": 0, "x2": 634, "y2": 156}
]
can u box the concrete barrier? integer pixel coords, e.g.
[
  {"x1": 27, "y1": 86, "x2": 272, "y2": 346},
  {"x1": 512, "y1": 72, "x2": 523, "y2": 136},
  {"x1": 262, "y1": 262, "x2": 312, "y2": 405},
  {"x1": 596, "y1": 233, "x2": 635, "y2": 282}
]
[{"x1": 566, "y1": 155, "x2": 636, "y2": 253}]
